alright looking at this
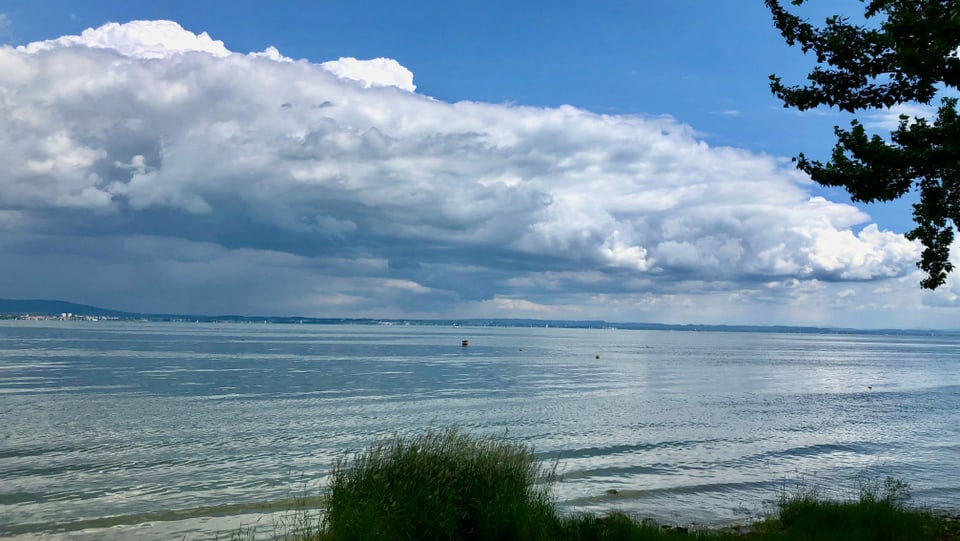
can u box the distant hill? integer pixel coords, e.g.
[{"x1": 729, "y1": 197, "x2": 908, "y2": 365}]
[{"x1": 0, "y1": 298, "x2": 139, "y2": 318}]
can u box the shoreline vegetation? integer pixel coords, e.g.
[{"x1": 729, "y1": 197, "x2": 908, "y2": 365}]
[{"x1": 225, "y1": 428, "x2": 959, "y2": 541}]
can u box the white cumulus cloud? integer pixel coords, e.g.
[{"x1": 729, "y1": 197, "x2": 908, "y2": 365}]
[
  {"x1": 0, "y1": 19, "x2": 942, "y2": 326},
  {"x1": 18, "y1": 20, "x2": 231, "y2": 58},
  {"x1": 321, "y1": 57, "x2": 416, "y2": 92}
]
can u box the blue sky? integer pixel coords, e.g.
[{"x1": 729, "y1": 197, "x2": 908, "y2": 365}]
[{"x1": 0, "y1": 1, "x2": 955, "y2": 327}]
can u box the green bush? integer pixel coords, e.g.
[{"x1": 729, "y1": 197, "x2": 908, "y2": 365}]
[{"x1": 323, "y1": 428, "x2": 558, "y2": 541}]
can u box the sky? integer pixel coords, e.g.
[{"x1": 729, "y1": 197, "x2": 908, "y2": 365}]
[{"x1": 0, "y1": 1, "x2": 957, "y2": 328}]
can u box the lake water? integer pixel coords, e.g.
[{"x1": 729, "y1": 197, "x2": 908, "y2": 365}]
[{"x1": 1, "y1": 321, "x2": 958, "y2": 539}]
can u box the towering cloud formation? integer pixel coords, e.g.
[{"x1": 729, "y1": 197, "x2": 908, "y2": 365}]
[
  {"x1": 0, "y1": 20, "x2": 940, "y2": 324},
  {"x1": 18, "y1": 20, "x2": 231, "y2": 58}
]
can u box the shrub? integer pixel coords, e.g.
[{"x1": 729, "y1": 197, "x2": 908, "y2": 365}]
[{"x1": 324, "y1": 428, "x2": 558, "y2": 541}]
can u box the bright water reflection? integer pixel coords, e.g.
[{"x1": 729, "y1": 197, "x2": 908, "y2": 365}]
[{"x1": 0, "y1": 322, "x2": 958, "y2": 539}]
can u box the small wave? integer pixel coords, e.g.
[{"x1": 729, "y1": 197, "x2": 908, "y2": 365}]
[
  {"x1": 561, "y1": 479, "x2": 779, "y2": 507},
  {"x1": 727, "y1": 440, "x2": 888, "y2": 469},
  {"x1": 0, "y1": 496, "x2": 326, "y2": 536},
  {"x1": 560, "y1": 464, "x2": 666, "y2": 480},
  {"x1": 558, "y1": 439, "x2": 724, "y2": 460},
  {"x1": 0, "y1": 444, "x2": 82, "y2": 460}
]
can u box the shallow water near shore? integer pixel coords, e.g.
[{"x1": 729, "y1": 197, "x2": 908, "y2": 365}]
[{"x1": 1, "y1": 321, "x2": 958, "y2": 539}]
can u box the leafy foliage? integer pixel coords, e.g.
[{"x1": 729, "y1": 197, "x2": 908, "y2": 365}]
[{"x1": 767, "y1": 0, "x2": 960, "y2": 288}]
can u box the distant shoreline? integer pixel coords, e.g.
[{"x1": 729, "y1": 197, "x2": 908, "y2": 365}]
[{"x1": 1, "y1": 298, "x2": 958, "y2": 336}]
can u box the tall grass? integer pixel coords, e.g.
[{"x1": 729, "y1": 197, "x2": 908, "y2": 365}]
[
  {"x1": 324, "y1": 427, "x2": 558, "y2": 541},
  {"x1": 769, "y1": 476, "x2": 937, "y2": 541},
  {"x1": 223, "y1": 429, "x2": 959, "y2": 541}
]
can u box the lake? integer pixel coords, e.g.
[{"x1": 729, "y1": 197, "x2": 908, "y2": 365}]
[{"x1": 1, "y1": 321, "x2": 958, "y2": 539}]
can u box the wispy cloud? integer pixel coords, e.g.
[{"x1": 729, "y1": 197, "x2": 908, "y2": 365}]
[{"x1": 863, "y1": 102, "x2": 938, "y2": 130}]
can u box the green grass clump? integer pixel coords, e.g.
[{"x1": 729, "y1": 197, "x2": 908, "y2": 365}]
[
  {"x1": 763, "y1": 476, "x2": 942, "y2": 541},
  {"x1": 554, "y1": 512, "x2": 702, "y2": 541},
  {"x1": 323, "y1": 427, "x2": 558, "y2": 541},
  {"x1": 224, "y1": 429, "x2": 960, "y2": 541}
]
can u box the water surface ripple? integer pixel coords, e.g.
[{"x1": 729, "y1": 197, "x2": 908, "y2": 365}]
[{"x1": 1, "y1": 322, "x2": 958, "y2": 539}]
